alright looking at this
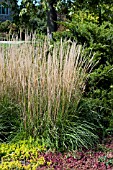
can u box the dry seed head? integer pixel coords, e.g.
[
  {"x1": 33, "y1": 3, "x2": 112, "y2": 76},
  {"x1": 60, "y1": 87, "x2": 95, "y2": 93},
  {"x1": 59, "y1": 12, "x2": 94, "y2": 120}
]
[{"x1": 0, "y1": 40, "x2": 94, "y2": 124}]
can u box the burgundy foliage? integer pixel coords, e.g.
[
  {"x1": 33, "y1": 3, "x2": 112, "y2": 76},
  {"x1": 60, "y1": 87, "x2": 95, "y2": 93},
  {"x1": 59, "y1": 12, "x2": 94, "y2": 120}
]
[{"x1": 37, "y1": 137, "x2": 113, "y2": 170}]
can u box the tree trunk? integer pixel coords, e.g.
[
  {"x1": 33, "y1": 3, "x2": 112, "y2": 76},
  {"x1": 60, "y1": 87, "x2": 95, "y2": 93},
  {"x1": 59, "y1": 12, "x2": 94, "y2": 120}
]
[
  {"x1": 47, "y1": 1, "x2": 57, "y2": 39},
  {"x1": 20, "y1": 28, "x2": 22, "y2": 40}
]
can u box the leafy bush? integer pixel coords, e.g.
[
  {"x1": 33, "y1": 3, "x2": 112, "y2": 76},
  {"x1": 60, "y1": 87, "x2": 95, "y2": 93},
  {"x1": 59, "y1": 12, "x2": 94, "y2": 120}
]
[
  {"x1": 0, "y1": 20, "x2": 11, "y2": 33},
  {"x1": 55, "y1": 11, "x2": 113, "y2": 138}
]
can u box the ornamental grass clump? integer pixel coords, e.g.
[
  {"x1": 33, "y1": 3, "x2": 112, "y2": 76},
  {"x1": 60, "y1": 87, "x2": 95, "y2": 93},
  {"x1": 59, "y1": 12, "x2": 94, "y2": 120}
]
[{"x1": 0, "y1": 39, "x2": 98, "y2": 150}]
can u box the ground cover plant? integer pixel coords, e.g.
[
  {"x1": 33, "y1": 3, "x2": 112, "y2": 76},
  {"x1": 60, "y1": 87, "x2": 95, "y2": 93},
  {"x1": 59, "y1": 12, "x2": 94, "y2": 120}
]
[
  {"x1": 0, "y1": 137, "x2": 46, "y2": 170},
  {"x1": 0, "y1": 136, "x2": 113, "y2": 169}
]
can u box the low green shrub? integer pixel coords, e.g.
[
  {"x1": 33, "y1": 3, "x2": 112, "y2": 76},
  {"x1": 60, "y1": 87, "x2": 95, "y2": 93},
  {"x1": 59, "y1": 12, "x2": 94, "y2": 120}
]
[
  {"x1": 0, "y1": 20, "x2": 11, "y2": 33},
  {"x1": 0, "y1": 138, "x2": 46, "y2": 170},
  {"x1": 40, "y1": 113, "x2": 98, "y2": 151},
  {"x1": 0, "y1": 96, "x2": 22, "y2": 142}
]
